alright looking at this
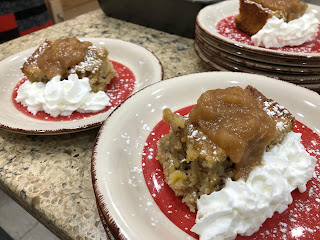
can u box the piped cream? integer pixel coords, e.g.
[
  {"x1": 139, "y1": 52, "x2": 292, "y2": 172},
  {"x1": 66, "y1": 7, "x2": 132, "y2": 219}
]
[
  {"x1": 252, "y1": 12, "x2": 319, "y2": 48},
  {"x1": 191, "y1": 131, "x2": 316, "y2": 240},
  {"x1": 16, "y1": 74, "x2": 111, "y2": 117}
]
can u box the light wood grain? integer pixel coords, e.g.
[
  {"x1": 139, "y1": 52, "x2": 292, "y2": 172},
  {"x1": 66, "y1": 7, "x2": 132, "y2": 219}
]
[
  {"x1": 61, "y1": 0, "x2": 100, "y2": 20},
  {"x1": 45, "y1": 0, "x2": 64, "y2": 23}
]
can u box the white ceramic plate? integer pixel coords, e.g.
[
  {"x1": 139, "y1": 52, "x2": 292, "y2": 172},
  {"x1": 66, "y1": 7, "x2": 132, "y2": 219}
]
[
  {"x1": 197, "y1": 0, "x2": 320, "y2": 59},
  {"x1": 194, "y1": 40, "x2": 320, "y2": 92},
  {"x1": 195, "y1": 38, "x2": 320, "y2": 83},
  {"x1": 195, "y1": 24, "x2": 320, "y2": 67},
  {"x1": 92, "y1": 72, "x2": 320, "y2": 240},
  {"x1": 196, "y1": 28, "x2": 320, "y2": 73},
  {"x1": 0, "y1": 38, "x2": 163, "y2": 134}
]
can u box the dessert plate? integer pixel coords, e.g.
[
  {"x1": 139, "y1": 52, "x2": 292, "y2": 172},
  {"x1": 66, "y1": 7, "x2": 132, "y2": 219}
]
[
  {"x1": 92, "y1": 72, "x2": 320, "y2": 240},
  {"x1": 195, "y1": 38, "x2": 320, "y2": 83},
  {"x1": 193, "y1": 40, "x2": 320, "y2": 92},
  {"x1": 196, "y1": 28, "x2": 320, "y2": 73},
  {"x1": 195, "y1": 25, "x2": 320, "y2": 67},
  {"x1": 0, "y1": 38, "x2": 163, "y2": 134},
  {"x1": 196, "y1": 0, "x2": 320, "y2": 59}
]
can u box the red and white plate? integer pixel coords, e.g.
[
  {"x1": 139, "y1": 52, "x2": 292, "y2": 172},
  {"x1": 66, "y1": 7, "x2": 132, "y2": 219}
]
[
  {"x1": 195, "y1": 0, "x2": 320, "y2": 92},
  {"x1": 0, "y1": 38, "x2": 163, "y2": 134},
  {"x1": 92, "y1": 72, "x2": 320, "y2": 240},
  {"x1": 196, "y1": 0, "x2": 320, "y2": 59}
]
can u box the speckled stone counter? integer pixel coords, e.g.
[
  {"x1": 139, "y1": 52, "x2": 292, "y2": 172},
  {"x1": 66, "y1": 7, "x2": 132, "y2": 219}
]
[{"x1": 0, "y1": 9, "x2": 211, "y2": 240}]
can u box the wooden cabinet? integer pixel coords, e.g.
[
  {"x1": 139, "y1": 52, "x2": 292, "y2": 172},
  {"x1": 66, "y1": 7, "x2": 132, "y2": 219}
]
[
  {"x1": 61, "y1": 0, "x2": 100, "y2": 21},
  {"x1": 45, "y1": 0, "x2": 100, "y2": 24}
]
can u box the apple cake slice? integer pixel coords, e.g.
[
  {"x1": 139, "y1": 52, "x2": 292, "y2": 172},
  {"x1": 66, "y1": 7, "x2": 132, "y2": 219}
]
[
  {"x1": 235, "y1": 0, "x2": 308, "y2": 35},
  {"x1": 21, "y1": 37, "x2": 117, "y2": 92},
  {"x1": 156, "y1": 85, "x2": 294, "y2": 212}
]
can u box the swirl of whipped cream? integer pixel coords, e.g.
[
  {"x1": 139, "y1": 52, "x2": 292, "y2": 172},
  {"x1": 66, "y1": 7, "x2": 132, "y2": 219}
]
[
  {"x1": 191, "y1": 132, "x2": 316, "y2": 240},
  {"x1": 16, "y1": 74, "x2": 111, "y2": 117},
  {"x1": 251, "y1": 12, "x2": 319, "y2": 48}
]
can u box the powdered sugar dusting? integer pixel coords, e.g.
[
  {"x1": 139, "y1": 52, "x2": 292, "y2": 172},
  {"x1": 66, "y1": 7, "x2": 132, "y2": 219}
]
[
  {"x1": 262, "y1": 100, "x2": 290, "y2": 131},
  {"x1": 104, "y1": 61, "x2": 135, "y2": 107},
  {"x1": 70, "y1": 45, "x2": 103, "y2": 74},
  {"x1": 23, "y1": 41, "x2": 50, "y2": 68}
]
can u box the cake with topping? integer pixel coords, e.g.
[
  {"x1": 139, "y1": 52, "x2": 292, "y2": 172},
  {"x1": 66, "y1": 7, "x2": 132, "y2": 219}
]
[
  {"x1": 156, "y1": 85, "x2": 294, "y2": 212},
  {"x1": 21, "y1": 37, "x2": 117, "y2": 92},
  {"x1": 235, "y1": 0, "x2": 308, "y2": 35},
  {"x1": 17, "y1": 38, "x2": 117, "y2": 117}
]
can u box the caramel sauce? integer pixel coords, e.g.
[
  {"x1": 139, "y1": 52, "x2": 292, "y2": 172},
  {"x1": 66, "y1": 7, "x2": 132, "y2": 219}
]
[
  {"x1": 189, "y1": 87, "x2": 276, "y2": 180},
  {"x1": 37, "y1": 38, "x2": 92, "y2": 79}
]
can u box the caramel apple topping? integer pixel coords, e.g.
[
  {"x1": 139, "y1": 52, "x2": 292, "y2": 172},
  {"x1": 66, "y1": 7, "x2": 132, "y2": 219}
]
[
  {"x1": 189, "y1": 87, "x2": 276, "y2": 180},
  {"x1": 37, "y1": 38, "x2": 92, "y2": 79}
]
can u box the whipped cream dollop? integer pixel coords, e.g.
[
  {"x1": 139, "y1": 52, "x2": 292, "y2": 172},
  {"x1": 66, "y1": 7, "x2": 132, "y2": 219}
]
[
  {"x1": 191, "y1": 132, "x2": 316, "y2": 240},
  {"x1": 16, "y1": 74, "x2": 111, "y2": 117},
  {"x1": 251, "y1": 12, "x2": 319, "y2": 48}
]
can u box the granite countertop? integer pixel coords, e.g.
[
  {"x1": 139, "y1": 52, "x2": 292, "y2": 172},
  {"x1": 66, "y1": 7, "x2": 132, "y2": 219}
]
[{"x1": 0, "y1": 9, "x2": 211, "y2": 240}]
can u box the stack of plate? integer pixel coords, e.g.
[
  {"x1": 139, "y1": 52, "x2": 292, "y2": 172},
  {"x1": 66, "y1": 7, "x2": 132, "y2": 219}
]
[{"x1": 195, "y1": 0, "x2": 320, "y2": 93}]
